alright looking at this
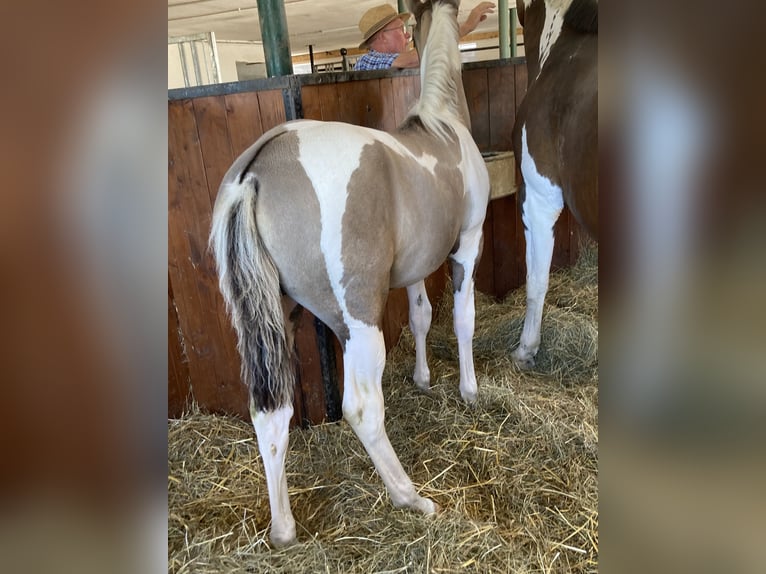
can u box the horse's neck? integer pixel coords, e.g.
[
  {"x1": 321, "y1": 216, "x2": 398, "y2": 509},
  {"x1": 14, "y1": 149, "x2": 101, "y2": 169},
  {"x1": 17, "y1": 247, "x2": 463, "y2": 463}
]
[
  {"x1": 416, "y1": 3, "x2": 470, "y2": 132},
  {"x1": 524, "y1": 0, "x2": 573, "y2": 79}
]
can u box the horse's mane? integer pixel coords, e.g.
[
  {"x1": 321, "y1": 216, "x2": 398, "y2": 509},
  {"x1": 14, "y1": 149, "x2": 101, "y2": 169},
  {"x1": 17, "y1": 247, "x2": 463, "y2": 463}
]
[
  {"x1": 408, "y1": 1, "x2": 462, "y2": 142},
  {"x1": 563, "y1": 0, "x2": 598, "y2": 34}
]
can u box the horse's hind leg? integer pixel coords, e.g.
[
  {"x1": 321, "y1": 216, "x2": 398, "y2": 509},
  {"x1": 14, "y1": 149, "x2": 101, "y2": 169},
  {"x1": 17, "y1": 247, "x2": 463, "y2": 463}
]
[
  {"x1": 250, "y1": 400, "x2": 295, "y2": 547},
  {"x1": 512, "y1": 132, "x2": 565, "y2": 368},
  {"x1": 407, "y1": 281, "x2": 432, "y2": 392},
  {"x1": 249, "y1": 295, "x2": 301, "y2": 547},
  {"x1": 342, "y1": 325, "x2": 437, "y2": 515},
  {"x1": 449, "y1": 225, "x2": 483, "y2": 404}
]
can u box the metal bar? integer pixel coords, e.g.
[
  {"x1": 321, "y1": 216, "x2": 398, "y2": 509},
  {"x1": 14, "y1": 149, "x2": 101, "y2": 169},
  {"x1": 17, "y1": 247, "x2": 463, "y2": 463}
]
[
  {"x1": 282, "y1": 75, "x2": 303, "y2": 121},
  {"x1": 256, "y1": 0, "x2": 294, "y2": 77},
  {"x1": 499, "y1": 0, "x2": 510, "y2": 59},
  {"x1": 308, "y1": 44, "x2": 315, "y2": 73},
  {"x1": 191, "y1": 40, "x2": 203, "y2": 85},
  {"x1": 178, "y1": 43, "x2": 190, "y2": 88},
  {"x1": 208, "y1": 31, "x2": 221, "y2": 84},
  {"x1": 510, "y1": 7, "x2": 518, "y2": 58}
]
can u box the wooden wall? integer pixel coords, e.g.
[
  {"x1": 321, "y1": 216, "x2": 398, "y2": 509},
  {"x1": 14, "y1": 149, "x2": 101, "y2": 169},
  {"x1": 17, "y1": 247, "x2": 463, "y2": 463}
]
[{"x1": 168, "y1": 61, "x2": 583, "y2": 425}]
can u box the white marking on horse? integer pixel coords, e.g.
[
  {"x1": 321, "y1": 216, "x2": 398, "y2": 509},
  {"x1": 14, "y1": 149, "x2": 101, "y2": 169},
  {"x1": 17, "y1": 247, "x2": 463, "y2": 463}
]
[
  {"x1": 538, "y1": 0, "x2": 573, "y2": 74},
  {"x1": 513, "y1": 124, "x2": 564, "y2": 366},
  {"x1": 251, "y1": 403, "x2": 295, "y2": 546},
  {"x1": 292, "y1": 122, "x2": 440, "y2": 330}
]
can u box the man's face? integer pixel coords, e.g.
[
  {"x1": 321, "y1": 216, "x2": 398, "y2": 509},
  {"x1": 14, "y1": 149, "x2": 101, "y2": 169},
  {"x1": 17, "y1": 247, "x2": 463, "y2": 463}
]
[{"x1": 372, "y1": 20, "x2": 411, "y2": 53}]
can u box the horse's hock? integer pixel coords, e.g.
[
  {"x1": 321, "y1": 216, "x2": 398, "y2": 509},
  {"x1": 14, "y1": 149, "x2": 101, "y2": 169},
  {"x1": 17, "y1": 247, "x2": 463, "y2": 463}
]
[{"x1": 169, "y1": 61, "x2": 584, "y2": 425}]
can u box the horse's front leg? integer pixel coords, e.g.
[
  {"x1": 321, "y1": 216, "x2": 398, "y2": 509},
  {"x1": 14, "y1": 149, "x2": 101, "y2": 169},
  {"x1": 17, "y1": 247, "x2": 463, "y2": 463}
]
[
  {"x1": 406, "y1": 281, "x2": 432, "y2": 392},
  {"x1": 449, "y1": 226, "x2": 483, "y2": 404},
  {"x1": 512, "y1": 135, "x2": 564, "y2": 368}
]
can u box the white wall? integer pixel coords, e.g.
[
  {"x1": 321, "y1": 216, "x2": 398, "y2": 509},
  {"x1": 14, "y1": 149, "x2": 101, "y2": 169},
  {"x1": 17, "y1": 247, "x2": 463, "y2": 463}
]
[{"x1": 216, "y1": 41, "x2": 266, "y2": 83}]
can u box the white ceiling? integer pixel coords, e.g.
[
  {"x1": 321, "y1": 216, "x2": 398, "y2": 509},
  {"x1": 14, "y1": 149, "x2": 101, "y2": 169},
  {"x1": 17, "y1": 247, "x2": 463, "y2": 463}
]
[{"x1": 168, "y1": 0, "x2": 501, "y2": 56}]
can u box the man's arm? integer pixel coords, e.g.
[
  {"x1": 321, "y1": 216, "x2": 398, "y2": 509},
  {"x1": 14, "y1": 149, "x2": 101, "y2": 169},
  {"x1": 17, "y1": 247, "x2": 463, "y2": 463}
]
[
  {"x1": 391, "y1": 49, "x2": 420, "y2": 69},
  {"x1": 459, "y1": 2, "x2": 496, "y2": 38}
]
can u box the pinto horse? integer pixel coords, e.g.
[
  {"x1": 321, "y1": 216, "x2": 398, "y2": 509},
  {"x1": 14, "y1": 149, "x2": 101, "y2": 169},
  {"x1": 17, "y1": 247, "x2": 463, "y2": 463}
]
[
  {"x1": 511, "y1": 0, "x2": 598, "y2": 368},
  {"x1": 209, "y1": 0, "x2": 489, "y2": 547}
]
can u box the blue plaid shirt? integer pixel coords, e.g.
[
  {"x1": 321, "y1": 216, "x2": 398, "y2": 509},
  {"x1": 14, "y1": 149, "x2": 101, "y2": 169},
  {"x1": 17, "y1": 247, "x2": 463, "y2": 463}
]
[{"x1": 354, "y1": 49, "x2": 399, "y2": 71}]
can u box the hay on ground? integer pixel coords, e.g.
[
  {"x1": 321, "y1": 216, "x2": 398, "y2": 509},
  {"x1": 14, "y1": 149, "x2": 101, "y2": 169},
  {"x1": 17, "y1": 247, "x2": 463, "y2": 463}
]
[{"x1": 168, "y1": 240, "x2": 598, "y2": 573}]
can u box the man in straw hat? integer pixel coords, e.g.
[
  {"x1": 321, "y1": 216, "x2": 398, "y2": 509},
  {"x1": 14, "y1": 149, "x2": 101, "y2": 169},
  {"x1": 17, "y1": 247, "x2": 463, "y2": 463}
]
[{"x1": 354, "y1": 2, "x2": 495, "y2": 71}]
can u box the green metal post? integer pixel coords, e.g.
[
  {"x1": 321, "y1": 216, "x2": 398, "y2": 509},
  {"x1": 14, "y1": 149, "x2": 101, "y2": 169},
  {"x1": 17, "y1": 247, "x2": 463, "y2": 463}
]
[
  {"x1": 499, "y1": 0, "x2": 510, "y2": 59},
  {"x1": 510, "y1": 6, "x2": 518, "y2": 58},
  {"x1": 256, "y1": 0, "x2": 294, "y2": 77},
  {"x1": 397, "y1": 0, "x2": 406, "y2": 14}
]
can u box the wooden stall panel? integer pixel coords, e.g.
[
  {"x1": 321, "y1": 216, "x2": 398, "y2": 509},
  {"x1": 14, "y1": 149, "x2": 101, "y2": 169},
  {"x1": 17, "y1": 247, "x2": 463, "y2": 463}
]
[
  {"x1": 475, "y1": 202, "x2": 496, "y2": 295},
  {"x1": 168, "y1": 99, "x2": 247, "y2": 419},
  {"x1": 257, "y1": 89, "x2": 287, "y2": 131},
  {"x1": 463, "y1": 68, "x2": 490, "y2": 151},
  {"x1": 192, "y1": 96, "x2": 235, "y2": 206},
  {"x1": 168, "y1": 277, "x2": 192, "y2": 417},
  {"x1": 224, "y1": 92, "x2": 265, "y2": 156},
  {"x1": 390, "y1": 75, "x2": 420, "y2": 126},
  {"x1": 300, "y1": 84, "x2": 323, "y2": 120},
  {"x1": 488, "y1": 65, "x2": 516, "y2": 152},
  {"x1": 490, "y1": 195, "x2": 521, "y2": 298}
]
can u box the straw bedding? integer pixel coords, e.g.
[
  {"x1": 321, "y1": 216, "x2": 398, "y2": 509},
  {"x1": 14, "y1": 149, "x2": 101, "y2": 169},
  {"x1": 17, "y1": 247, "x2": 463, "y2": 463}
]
[{"x1": 169, "y1": 240, "x2": 598, "y2": 573}]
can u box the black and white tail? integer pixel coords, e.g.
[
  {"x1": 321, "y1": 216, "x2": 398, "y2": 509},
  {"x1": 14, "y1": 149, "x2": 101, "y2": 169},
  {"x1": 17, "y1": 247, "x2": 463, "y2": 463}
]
[{"x1": 209, "y1": 133, "x2": 295, "y2": 411}]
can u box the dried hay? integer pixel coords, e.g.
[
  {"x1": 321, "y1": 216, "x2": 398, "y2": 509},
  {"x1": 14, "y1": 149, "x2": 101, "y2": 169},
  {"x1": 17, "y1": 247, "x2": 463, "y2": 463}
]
[{"x1": 169, "y1": 240, "x2": 598, "y2": 573}]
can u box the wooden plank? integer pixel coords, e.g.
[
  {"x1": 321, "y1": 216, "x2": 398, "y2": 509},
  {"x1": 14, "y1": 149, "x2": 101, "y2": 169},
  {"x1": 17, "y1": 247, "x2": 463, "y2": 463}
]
[
  {"x1": 463, "y1": 68, "x2": 490, "y2": 151},
  {"x1": 391, "y1": 75, "x2": 420, "y2": 126},
  {"x1": 257, "y1": 89, "x2": 287, "y2": 131},
  {"x1": 475, "y1": 201, "x2": 495, "y2": 295},
  {"x1": 334, "y1": 79, "x2": 379, "y2": 127},
  {"x1": 490, "y1": 194, "x2": 520, "y2": 298},
  {"x1": 192, "y1": 96, "x2": 235, "y2": 206},
  {"x1": 224, "y1": 92, "x2": 264, "y2": 156},
  {"x1": 382, "y1": 287, "x2": 409, "y2": 351},
  {"x1": 300, "y1": 84, "x2": 323, "y2": 120},
  {"x1": 318, "y1": 82, "x2": 342, "y2": 121},
  {"x1": 514, "y1": 62, "x2": 528, "y2": 113},
  {"x1": 168, "y1": 99, "x2": 248, "y2": 419},
  {"x1": 192, "y1": 96, "x2": 247, "y2": 406},
  {"x1": 168, "y1": 276, "x2": 191, "y2": 417},
  {"x1": 293, "y1": 309, "x2": 327, "y2": 426},
  {"x1": 515, "y1": 192, "x2": 527, "y2": 297},
  {"x1": 552, "y1": 207, "x2": 572, "y2": 271},
  {"x1": 377, "y1": 78, "x2": 398, "y2": 132},
  {"x1": 487, "y1": 65, "x2": 516, "y2": 152},
  {"x1": 425, "y1": 263, "x2": 449, "y2": 307},
  {"x1": 569, "y1": 209, "x2": 583, "y2": 265}
]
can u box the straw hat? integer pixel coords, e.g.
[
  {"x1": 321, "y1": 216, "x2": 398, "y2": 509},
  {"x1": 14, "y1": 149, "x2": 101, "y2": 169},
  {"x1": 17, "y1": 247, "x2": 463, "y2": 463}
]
[{"x1": 358, "y1": 4, "x2": 410, "y2": 49}]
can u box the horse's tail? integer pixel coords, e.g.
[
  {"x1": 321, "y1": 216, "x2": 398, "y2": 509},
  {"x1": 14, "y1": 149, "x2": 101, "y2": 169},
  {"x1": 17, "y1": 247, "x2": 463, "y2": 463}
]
[{"x1": 209, "y1": 129, "x2": 296, "y2": 412}]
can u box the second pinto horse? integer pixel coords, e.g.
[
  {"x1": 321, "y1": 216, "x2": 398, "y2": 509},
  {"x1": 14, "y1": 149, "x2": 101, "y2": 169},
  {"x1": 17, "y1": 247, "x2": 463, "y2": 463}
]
[{"x1": 512, "y1": 0, "x2": 598, "y2": 368}]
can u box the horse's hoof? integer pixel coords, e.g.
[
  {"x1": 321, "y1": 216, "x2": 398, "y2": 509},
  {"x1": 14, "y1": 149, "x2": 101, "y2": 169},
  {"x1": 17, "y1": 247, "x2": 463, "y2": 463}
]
[
  {"x1": 511, "y1": 348, "x2": 536, "y2": 370},
  {"x1": 270, "y1": 528, "x2": 297, "y2": 548},
  {"x1": 460, "y1": 389, "x2": 478, "y2": 405},
  {"x1": 415, "y1": 380, "x2": 432, "y2": 394},
  {"x1": 418, "y1": 497, "x2": 439, "y2": 515},
  {"x1": 514, "y1": 357, "x2": 535, "y2": 370}
]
